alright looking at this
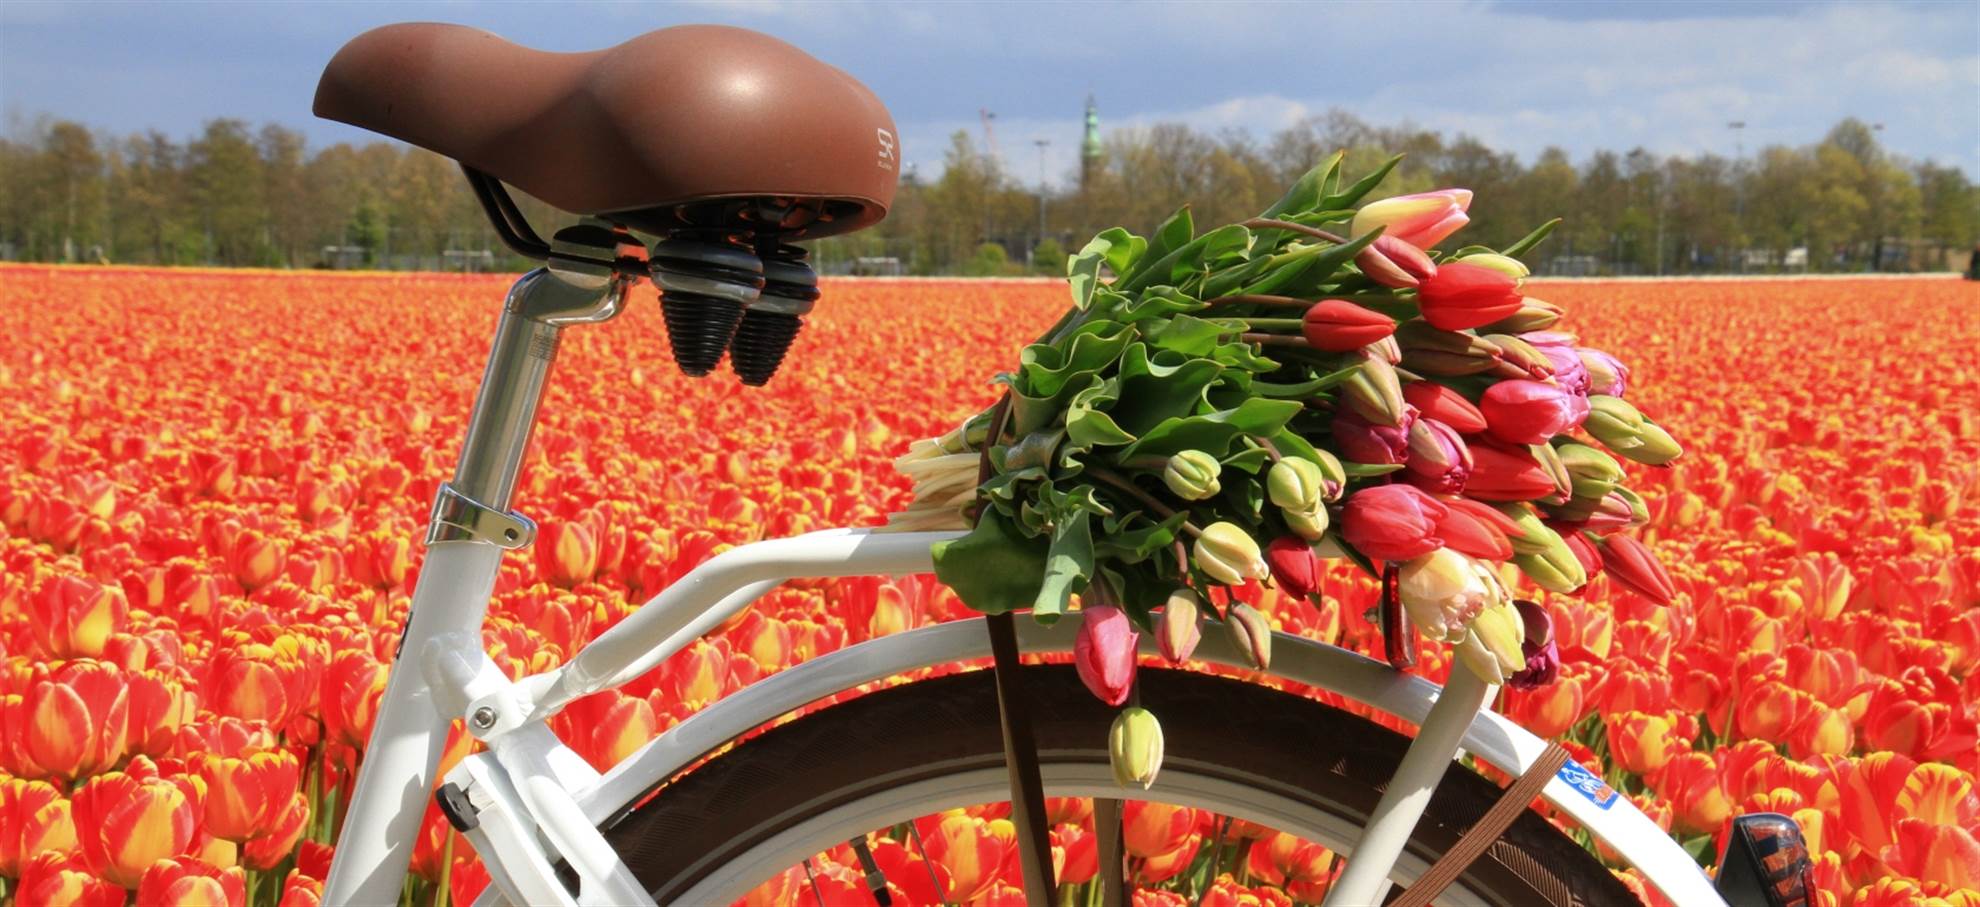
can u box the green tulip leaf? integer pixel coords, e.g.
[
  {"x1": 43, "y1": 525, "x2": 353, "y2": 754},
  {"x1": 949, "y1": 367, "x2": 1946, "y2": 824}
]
[{"x1": 931, "y1": 509, "x2": 1049, "y2": 615}]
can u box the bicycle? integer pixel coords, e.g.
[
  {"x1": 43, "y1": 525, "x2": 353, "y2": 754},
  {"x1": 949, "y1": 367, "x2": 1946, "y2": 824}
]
[{"x1": 311, "y1": 22, "x2": 1812, "y2": 907}]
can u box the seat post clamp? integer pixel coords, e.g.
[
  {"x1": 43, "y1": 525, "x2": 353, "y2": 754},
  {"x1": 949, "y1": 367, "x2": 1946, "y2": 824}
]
[{"x1": 427, "y1": 482, "x2": 537, "y2": 549}]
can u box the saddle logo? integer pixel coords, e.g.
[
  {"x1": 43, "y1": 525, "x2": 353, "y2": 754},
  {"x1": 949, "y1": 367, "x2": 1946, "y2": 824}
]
[{"x1": 876, "y1": 128, "x2": 897, "y2": 171}]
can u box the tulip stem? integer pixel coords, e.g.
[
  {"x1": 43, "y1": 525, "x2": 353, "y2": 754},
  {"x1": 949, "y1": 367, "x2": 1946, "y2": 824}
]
[
  {"x1": 1249, "y1": 434, "x2": 1285, "y2": 464},
  {"x1": 1087, "y1": 467, "x2": 1203, "y2": 537},
  {"x1": 1241, "y1": 332, "x2": 1312, "y2": 348},
  {"x1": 1240, "y1": 317, "x2": 1304, "y2": 331},
  {"x1": 1202, "y1": 293, "x2": 1312, "y2": 308},
  {"x1": 1243, "y1": 217, "x2": 1349, "y2": 245}
]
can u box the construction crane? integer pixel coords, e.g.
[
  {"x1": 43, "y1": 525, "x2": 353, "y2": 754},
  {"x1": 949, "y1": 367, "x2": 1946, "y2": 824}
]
[{"x1": 979, "y1": 107, "x2": 1001, "y2": 172}]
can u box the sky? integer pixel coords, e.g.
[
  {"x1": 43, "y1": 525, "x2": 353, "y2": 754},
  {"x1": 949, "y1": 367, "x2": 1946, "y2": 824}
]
[{"x1": 2, "y1": 0, "x2": 1975, "y2": 189}]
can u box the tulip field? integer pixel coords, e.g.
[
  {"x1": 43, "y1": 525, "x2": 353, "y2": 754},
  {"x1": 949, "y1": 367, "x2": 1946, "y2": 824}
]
[{"x1": 0, "y1": 263, "x2": 1976, "y2": 906}]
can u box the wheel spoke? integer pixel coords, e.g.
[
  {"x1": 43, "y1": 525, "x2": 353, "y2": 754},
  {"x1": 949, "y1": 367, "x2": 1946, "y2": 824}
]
[{"x1": 905, "y1": 815, "x2": 954, "y2": 907}]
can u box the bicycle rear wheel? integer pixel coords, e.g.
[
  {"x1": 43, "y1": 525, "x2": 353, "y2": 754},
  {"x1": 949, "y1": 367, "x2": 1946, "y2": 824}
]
[{"x1": 599, "y1": 665, "x2": 1634, "y2": 905}]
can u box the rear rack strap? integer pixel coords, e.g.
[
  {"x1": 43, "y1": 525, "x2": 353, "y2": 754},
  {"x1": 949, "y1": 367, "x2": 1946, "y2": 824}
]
[{"x1": 1389, "y1": 741, "x2": 1573, "y2": 907}]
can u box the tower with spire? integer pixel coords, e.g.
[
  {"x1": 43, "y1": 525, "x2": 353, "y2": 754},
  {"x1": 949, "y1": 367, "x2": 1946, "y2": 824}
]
[{"x1": 1080, "y1": 94, "x2": 1102, "y2": 192}]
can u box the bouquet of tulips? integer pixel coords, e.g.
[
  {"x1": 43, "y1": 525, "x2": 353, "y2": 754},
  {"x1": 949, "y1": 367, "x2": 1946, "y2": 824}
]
[{"x1": 885, "y1": 154, "x2": 1682, "y2": 788}]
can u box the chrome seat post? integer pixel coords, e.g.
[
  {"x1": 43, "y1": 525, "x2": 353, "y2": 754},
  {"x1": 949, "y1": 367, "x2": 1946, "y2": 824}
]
[{"x1": 325, "y1": 225, "x2": 637, "y2": 906}]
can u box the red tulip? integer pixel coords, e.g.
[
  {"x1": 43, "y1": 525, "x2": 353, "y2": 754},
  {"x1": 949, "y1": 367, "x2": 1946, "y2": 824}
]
[
  {"x1": 1266, "y1": 536, "x2": 1321, "y2": 598},
  {"x1": 1301, "y1": 299, "x2": 1396, "y2": 351},
  {"x1": 1435, "y1": 497, "x2": 1518, "y2": 560},
  {"x1": 1597, "y1": 534, "x2": 1678, "y2": 605},
  {"x1": 1402, "y1": 381, "x2": 1488, "y2": 434},
  {"x1": 1479, "y1": 379, "x2": 1579, "y2": 445},
  {"x1": 1414, "y1": 262, "x2": 1524, "y2": 331},
  {"x1": 1464, "y1": 443, "x2": 1559, "y2": 502},
  {"x1": 1341, "y1": 485, "x2": 1447, "y2": 562},
  {"x1": 1505, "y1": 599, "x2": 1559, "y2": 691},
  {"x1": 1074, "y1": 604, "x2": 1138, "y2": 706}
]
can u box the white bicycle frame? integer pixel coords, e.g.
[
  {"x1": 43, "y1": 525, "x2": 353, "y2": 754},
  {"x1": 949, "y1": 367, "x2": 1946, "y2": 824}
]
[{"x1": 322, "y1": 263, "x2": 1725, "y2": 906}]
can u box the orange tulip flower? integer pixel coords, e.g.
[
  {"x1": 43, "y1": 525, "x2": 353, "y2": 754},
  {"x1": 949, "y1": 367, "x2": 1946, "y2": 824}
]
[
  {"x1": 138, "y1": 857, "x2": 248, "y2": 907},
  {"x1": 29, "y1": 574, "x2": 128, "y2": 659},
  {"x1": 71, "y1": 754, "x2": 204, "y2": 888},
  {"x1": 16, "y1": 850, "x2": 124, "y2": 906},
  {"x1": 1652, "y1": 752, "x2": 1733, "y2": 836},
  {"x1": 21, "y1": 659, "x2": 130, "y2": 782},
  {"x1": 0, "y1": 777, "x2": 79, "y2": 878},
  {"x1": 198, "y1": 748, "x2": 302, "y2": 841},
  {"x1": 917, "y1": 812, "x2": 1011, "y2": 904},
  {"x1": 1606, "y1": 710, "x2": 1684, "y2": 775},
  {"x1": 1122, "y1": 800, "x2": 1198, "y2": 860}
]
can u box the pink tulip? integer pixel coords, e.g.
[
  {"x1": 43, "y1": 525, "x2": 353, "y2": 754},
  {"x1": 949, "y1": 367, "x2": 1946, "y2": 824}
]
[
  {"x1": 1479, "y1": 380, "x2": 1578, "y2": 446},
  {"x1": 1351, "y1": 189, "x2": 1473, "y2": 249},
  {"x1": 1403, "y1": 417, "x2": 1472, "y2": 494},
  {"x1": 1355, "y1": 236, "x2": 1439, "y2": 288},
  {"x1": 1074, "y1": 605, "x2": 1138, "y2": 706},
  {"x1": 1333, "y1": 406, "x2": 1417, "y2": 465},
  {"x1": 1341, "y1": 484, "x2": 1448, "y2": 562}
]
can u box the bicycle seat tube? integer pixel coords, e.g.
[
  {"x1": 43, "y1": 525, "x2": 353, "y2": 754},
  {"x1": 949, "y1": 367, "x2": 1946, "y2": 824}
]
[{"x1": 324, "y1": 231, "x2": 634, "y2": 906}]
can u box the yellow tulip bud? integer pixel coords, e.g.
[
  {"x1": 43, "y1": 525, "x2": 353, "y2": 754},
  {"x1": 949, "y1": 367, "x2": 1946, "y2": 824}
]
[
  {"x1": 1192, "y1": 522, "x2": 1264, "y2": 585},
  {"x1": 1109, "y1": 706, "x2": 1165, "y2": 790}
]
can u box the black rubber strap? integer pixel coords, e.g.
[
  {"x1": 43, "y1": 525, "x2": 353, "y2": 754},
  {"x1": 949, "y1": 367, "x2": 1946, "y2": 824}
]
[{"x1": 987, "y1": 612, "x2": 1058, "y2": 907}]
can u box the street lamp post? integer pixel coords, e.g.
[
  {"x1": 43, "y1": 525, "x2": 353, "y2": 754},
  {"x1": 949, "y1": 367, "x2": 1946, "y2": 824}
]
[
  {"x1": 1034, "y1": 139, "x2": 1051, "y2": 264},
  {"x1": 1728, "y1": 120, "x2": 1746, "y2": 273}
]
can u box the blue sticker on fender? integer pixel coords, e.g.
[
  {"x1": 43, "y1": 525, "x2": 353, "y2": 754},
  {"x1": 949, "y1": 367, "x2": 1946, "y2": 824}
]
[{"x1": 1556, "y1": 759, "x2": 1619, "y2": 810}]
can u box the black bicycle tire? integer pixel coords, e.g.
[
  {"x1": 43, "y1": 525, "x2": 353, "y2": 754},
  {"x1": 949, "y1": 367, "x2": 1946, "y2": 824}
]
[{"x1": 599, "y1": 665, "x2": 1635, "y2": 906}]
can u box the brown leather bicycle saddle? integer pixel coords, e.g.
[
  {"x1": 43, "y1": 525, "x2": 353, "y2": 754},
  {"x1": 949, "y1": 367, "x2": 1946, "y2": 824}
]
[{"x1": 315, "y1": 23, "x2": 897, "y2": 238}]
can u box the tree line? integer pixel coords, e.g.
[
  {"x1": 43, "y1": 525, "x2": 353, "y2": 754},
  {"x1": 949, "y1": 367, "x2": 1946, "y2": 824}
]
[{"x1": 2, "y1": 112, "x2": 1973, "y2": 276}]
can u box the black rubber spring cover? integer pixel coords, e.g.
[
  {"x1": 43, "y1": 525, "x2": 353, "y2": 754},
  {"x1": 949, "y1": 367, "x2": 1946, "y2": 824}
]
[
  {"x1": 662, "y1": 294, "x2": 745, "y2": 377},
  {"x1": 729, "y1": 309, "x2": 803, "y2": 386}
]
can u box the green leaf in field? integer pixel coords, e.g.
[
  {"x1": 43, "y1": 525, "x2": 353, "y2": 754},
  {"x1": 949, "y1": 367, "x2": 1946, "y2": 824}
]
[
  {"x1": 1111, "y1": 344, "x2": 1223, "y2": 436},
  {"x1": 1033, "y1": 505, "x2": 1094, "y2": 623},
  {"x1": 931, "y1": 508, "x2": 1048, "y2": 615},
  {"x1": 1323, "y1": 154, "x2": 1404, "y2": 210},
  {"x1": 1121, "y1": 397, "x2": 1304, "y2": 460},
  {"x1": 1502, "y1": 218, "x2": 1562, "y2": 258}
]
